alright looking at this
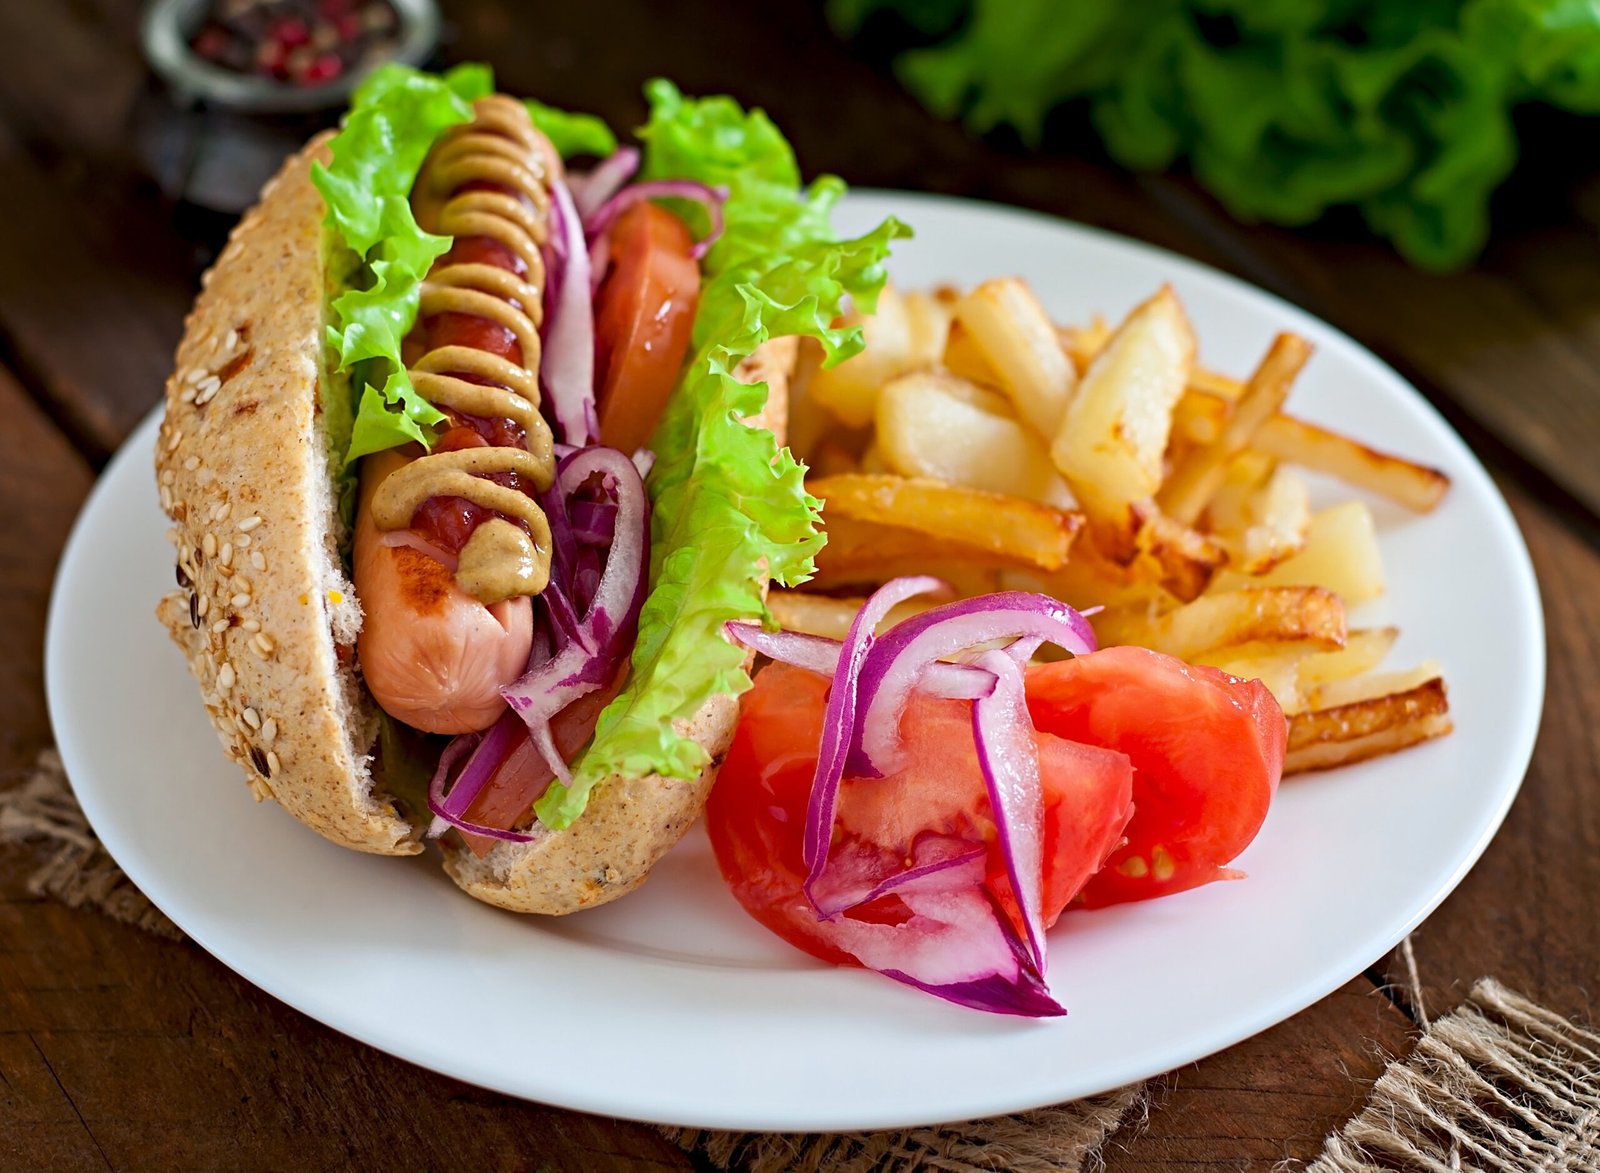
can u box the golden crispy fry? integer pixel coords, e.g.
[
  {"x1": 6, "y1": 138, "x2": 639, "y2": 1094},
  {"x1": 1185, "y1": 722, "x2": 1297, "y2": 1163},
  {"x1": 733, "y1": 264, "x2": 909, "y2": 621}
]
[
  {"x1": 1059, "y1": 317, "x2": 1110, "y2": 375},
  {"x1": 1254, "y1": 414, "x2": 1451, "y2": 513},
  {"x1": 1210, "y1": 466, "x2": 1313, "y2": 575},
  {"x1": 1172, "y1": 388, "x2": 1230, "y2": 446},
  {"x1": 1159, "y1": 333, "x2": 1312, "y2": 525},
  {"x1": 1221, "y1": 500, "x2": 1385, "y2": 604},
  {"x1": 903, "y1": 290, "x2": 954, "y2": 370},
  {"x1": 808, "y1": 284, "x2": 912, "y2": 428},
  {"x1": 810, "y1": 473, "x2": 1082, "y2": 572},
  {"x1": 1193, "y1": 645, "x2": 1309, "y2": 713},
  {"x1": 943, "y1": 320, "x2": 1003, "y2": 388},
  {"x1": 1306, "y1": 661, "x2": 1443, "y2": 711},
  {"x1": 1131, "y1": 505, "x2": 1227, "y2": 602},
  {"x1": 875, "y1": 370, "x2": 1076, "y2": 508},
  {"x1": 1297, "y1": 627, "x2": 1399, "y2": 688},
  {"x1": 1284, "y1": 678, "x2": 1452, "y2": 774},
  {"x1": 768, "y1": 590, "x2": 936, "y2": 641},
  {"x1": 1091, "y1": 585, "x2": 1346, "y2": 660},
  {"x1": 1051, "y1": 286, "x2": 1195, "y2": 556},
  {"x1": 954, "y1": 278, "x2": 1076, "y2": 439}
]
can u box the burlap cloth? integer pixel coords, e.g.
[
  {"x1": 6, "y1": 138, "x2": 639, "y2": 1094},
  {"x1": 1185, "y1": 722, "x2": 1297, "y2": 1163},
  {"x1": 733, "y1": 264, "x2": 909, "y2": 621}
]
[{"x1": 6, "y1": 750, "x2": 1596, "y2": 1170}]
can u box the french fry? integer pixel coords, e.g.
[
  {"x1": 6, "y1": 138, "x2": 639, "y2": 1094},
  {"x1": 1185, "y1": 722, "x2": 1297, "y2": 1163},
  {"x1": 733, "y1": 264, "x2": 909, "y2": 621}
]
[
  {"x1": 954, "y1": 278, "x2": 1077, "y2": 439},
  {"x1": 1193, "y1": 645, "x2": 1309, "y2": 713},
  {"x1": 903, "y1": 290, "x2": 954, "y2": 370},
  {"x1": 1284, "y1": 678, "x2": 1452, "y2": 774},
  {"x1": 809, "y1": 473, "x2": 1082, "y2": 572},
  {"x1": 1051, "y1": 286, "x2": 1195, "y2": 558},
  {"x1": 1059, "y1": 317, "x2": 1110, "y2": 375},
  {"x1": 1210, "y1": 466, "x2": 1313, "y2": 576},
  {"x1": 1297, "y1": 627, "x2": 1399, "y2": 688},
  {"x1": 943, "y1": 320, "x2": 1003, "y2": 388},
  {"x1": 1306, "y1": 661, "x2": 1443, "y2": 711},
  {"x1": 1132, "y1": 506, "x2": 1227, "y2": 602},
  {"x1": 1223, "y1": 501, "x2": 1385, "y2": 604},
  {"x1": 1159, "y1": 333, "x2": 1312, "y2": 526},
  {"x1": 1254, "y1": 414, "x2": 1451, "y2": 513},
  {"x1": 1091, "y1": 586, "x2": 1346, "y2": 660},
  {"x1": 808, "y1": 284, "x2": 912, "y2": 428},
  {"x1": 1172, "y1": 388, "x2": 1230, "y2": 446},
  {"x1": 875, "y1": 370, "x2": 1076, "y2": 508}
]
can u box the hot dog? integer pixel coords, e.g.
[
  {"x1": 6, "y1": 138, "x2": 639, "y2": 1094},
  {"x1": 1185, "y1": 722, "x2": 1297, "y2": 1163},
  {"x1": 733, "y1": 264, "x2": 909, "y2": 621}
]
[{"x1": 154, "y1": 65, "x2": 902, "y2": 912}]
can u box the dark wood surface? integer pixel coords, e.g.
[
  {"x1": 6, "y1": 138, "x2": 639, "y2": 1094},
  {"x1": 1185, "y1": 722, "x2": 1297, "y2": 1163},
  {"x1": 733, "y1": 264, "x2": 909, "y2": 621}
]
[{"x1": 2, "y1": 3, "x2": 1595, "y2": 1169}]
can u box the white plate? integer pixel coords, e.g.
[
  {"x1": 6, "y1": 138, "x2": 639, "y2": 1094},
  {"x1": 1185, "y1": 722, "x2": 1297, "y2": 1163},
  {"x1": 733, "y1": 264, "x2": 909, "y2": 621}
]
[{"x1": 47, "y1": 192, "x2": 1543, "y2": 1132}]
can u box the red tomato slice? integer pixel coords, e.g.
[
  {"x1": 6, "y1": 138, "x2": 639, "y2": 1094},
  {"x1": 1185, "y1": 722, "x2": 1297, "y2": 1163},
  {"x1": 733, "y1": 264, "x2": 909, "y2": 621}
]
[
  {"x1": 593, "y1": 203, "x2": 700, "y2": 455},
  {"x1": 705, "y1": 662, "x2": 1135, "y2": 967},
  {"x1": 1025, "y1": 646, "x2": 1286, "y2": 908}
]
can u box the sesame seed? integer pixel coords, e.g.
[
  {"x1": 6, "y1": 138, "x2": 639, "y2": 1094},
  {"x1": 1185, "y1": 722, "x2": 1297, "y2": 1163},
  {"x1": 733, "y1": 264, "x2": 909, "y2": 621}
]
[
  {"x1": 160, "y1": 487, "x2": 174, "y2": 512},
  {"x1": 218, "y1": 502, "x2": 232, "y2": 522},
  {"x1": 195, "y1": 381, "x2": 220, "y2": 406},
  {"x1": 219, "y1": 542, "x2": 234, "y2": 568},
  {"x1": 236, "y1": 534, "x2": 251, "y2": 548},
  {"x1": 202, "y1": 532, "x2": 217, "y2": 558},
  {"x1": 250, "y1": 551, "x2": 266, "y2": 571},
  {"x1": 266, "y1": 751, "x2": 281, "y2": 776},
  {"x1": 217, "y1": 663, "x2": 235, "y2": 690},
  {"x1": 211, "y1": 619, "x2": 228, "y2": 634},
  {"x1": 160, "y1": 469, "x2": 175, "y2": 486},
  {"x1": 217, "y1": 715, "x2": 237, "y2": 736},
  {"x1": 242, "y1": 707, "x2": 261, "y2": 729},
  {"x1": 234, "y1": 577, "x2": 251, "y2": 596},
  {"x1": 188, "y1": 593, "x2": 200, "y2": 629},
  {"x1": 241, "y1": 618, "x2": 261, "y2": 633},
  {"x1": 232, "y1": 592, "x2": 252, "y2": 609},
  {"x1": 183, "y1": 456, "x2": 200, "y2": 472},
  {"x1": 180, "y1": 385, "x2": 197, "y2": 405},
  {"x1": 248, "y1": 746, "x2": 270, "y2": 777},
  {"x1": 196, "y1": 594, "x2": 210, "y2": 618},
  {"x1": 166, "y1": 429, "x2": 183, "y2": 452},
  {"x1": 224, "y1": 328, "x2": 238, "y2": 352},
  {"x1": 237, "y1": 516, "x2": 262, "y2": 532},
  {"x1": 261, "y1": 718, "x2": 277, "y2": 744},
  {"x1": 184, "y1": 367, "x2": 204, "y2": 386},
  {"x1": 252, "y1": 633, "x2": 275, "y2": 656}
]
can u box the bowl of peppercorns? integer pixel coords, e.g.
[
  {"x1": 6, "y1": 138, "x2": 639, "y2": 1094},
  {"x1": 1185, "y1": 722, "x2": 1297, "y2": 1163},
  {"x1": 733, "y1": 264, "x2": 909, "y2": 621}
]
[{"x1": 143, "y1": 0, "x2": 439, "y2": 114}]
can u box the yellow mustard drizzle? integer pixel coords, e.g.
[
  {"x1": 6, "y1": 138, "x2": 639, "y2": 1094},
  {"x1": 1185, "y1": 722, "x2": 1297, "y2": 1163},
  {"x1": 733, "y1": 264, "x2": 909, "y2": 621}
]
[{"x1": 370, "y1": 96, "x2": 558, "y2": 606}]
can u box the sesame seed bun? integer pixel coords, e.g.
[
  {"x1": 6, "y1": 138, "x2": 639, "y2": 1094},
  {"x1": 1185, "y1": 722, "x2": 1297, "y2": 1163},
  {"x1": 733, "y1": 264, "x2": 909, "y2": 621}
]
[{"x1": 156, "y1": 136, "x2": 418, "y2": 855}]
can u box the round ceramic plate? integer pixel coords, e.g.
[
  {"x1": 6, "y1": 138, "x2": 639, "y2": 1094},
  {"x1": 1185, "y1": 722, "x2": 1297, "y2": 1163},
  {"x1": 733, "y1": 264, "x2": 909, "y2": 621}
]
[{"x1": 46, "y1": 192, "x2": 1543, "y2": 1132}]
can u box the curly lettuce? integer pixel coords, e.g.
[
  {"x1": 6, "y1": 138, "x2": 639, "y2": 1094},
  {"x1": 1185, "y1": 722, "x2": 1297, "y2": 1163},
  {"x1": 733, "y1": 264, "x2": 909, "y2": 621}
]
[
  {"x1": 543, "y1": 82, "x2": 909, "y2": 827},
  {"x1": 312, "y1": 63, "x2": 491, "y2": 464}
]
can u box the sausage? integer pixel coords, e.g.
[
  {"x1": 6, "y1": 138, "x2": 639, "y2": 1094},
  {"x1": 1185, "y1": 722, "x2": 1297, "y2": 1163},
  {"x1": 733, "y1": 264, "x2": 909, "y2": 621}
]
[{"x1": 351, "y1": 96, "x2": 557, "y2": 734}]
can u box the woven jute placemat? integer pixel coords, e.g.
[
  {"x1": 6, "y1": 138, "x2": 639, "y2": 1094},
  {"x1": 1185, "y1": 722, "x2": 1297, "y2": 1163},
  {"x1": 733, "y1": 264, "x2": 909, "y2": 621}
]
[{"x1": 6, "y1": 750, "x2": 1596, "y2": 1170}]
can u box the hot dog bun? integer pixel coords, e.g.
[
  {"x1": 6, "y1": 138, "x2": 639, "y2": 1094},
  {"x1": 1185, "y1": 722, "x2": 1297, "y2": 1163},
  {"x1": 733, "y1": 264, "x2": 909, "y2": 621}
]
[{"x1": 156, "y1": 135, "x2": 795, "y2": 900}]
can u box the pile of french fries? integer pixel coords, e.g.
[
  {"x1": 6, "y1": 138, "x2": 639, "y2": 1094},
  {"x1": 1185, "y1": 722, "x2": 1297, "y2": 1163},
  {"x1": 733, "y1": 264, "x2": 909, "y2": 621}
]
[{"x1": 777, "y1": 279, "x2": 1455, "y2": 775}]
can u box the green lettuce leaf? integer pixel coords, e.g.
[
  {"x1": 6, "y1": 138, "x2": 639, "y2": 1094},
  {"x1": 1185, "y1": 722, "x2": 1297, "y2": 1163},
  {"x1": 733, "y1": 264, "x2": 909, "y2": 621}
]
[
  {"x1": 312, "y1": 62, "x2": 492, "y2": 464},
  {"x1": 525, "y1": 99, "x2": 618, "y2": 159},
  {"x1": 540, "y1": 82, "x2": 909, "y2": 828}
]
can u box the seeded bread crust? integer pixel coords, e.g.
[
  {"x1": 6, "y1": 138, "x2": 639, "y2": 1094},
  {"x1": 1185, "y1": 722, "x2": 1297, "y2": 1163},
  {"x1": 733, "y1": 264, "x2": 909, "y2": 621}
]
[
  {"x1": 441, "y1": 336, "x2": 797, "y2": 914},
  {"x1": 155, "y1": 137, "x2": 419, "y2": 855}
]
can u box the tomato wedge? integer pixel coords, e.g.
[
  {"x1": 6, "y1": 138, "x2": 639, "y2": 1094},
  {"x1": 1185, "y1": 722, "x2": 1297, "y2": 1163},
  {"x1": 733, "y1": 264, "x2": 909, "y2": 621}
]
[
  {"x1": 705, "y1": 662, "x2": 1136, "y2": 968},
  {"x1": 593, "y1": 202, "x2": 700, "y2": 455},
  {"x1": 1025, "y1": 646, "x2": 1286, "y2": 907}
]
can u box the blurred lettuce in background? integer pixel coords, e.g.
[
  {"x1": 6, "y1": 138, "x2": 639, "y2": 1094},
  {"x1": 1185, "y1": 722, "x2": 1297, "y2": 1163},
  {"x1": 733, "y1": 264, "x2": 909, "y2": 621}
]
[{"x1": 830, "y1": 0, "x2": 1600, "y2": 269}]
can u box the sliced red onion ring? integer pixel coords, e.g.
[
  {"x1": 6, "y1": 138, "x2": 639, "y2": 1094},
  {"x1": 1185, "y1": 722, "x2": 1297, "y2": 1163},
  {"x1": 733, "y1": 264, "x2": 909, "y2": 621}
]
[
  {"x1": 849, "y1": 593, "x2": 1097, "y2": 778},
  {"x1": 425, "y1": 714, "x2": 546, "y2": 843},
  {"x1": 584, "y1": 179, "x2": 728, "y2": 260},
  {"x1": 800, "y1": 577, "x2": 948, "y2": 906},
  {"x1": 500, "y1": 446, "x2": 648, "y2": 786},
  {"x1": 723, "y1": 621, "x2": 993, "y2": 699},
  {"x1": 541, "y1": 178, "x2": 599, "y2": 446},
  {"x1": 571, "y1": 146, "x2": 640, "y2": 220},
  {"x1": 378, "y1": 529, "x2": 459, "y2": 572},
  {"x1": 805, "y1": 831, "x2": 983, "y2": 920},
  {"x1": 971, "y1": 648, "x2": 1047, "y2": 975}
]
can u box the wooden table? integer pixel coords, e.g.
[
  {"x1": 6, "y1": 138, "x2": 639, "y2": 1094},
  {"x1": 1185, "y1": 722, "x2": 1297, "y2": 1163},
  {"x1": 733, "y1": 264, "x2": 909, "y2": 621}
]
[{"x1": 3, "y1": 3, "x2": 1595, "y2": 1168}]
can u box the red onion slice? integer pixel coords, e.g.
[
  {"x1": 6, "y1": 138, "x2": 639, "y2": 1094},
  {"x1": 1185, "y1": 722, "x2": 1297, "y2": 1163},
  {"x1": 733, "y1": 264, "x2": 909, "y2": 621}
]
[
  {"x1": 970, "y1": 649, "x2": 1047, "y2": 974},
  {"x1": 805, "y1": 831, "x2": 983, "y2": 919},
  {"x1": 723, "y1": 621, "x2": 994, "y2": 699},
  {"x1": 584, "y1": 179, "x2": 728, "y2": 259},
  {"x1": 850, "y1": 593, "x2": 1097, "y2": 778},
  {"x1": 571, "y1": 146, "x2": 640, "y2": 220},
  {"x1": 500, "y1": 446, "x2": 648, "y2": 788},
  {"x1": 425, "y1": 715, "x2": 546, "y2": 843},
  {"x1": 541, "y1": 178, "x2": 599, "y2": 446},
  {"x1": 801, "y1": 576, "x2": 948, "y2": 906}
]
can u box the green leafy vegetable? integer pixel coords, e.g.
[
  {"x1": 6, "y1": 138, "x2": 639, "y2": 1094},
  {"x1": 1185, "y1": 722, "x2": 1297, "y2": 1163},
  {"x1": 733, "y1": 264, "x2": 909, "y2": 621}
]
[
  {"x1": 541, "y1": 81, "x2": 909, "y2": 827},
  {"x1": 831, "y1": 0, "x2": 1600, "y2": 269},
  {"x1": 525, "y1": 99, "x2": 619, "y2": 159},
  {"x1": 312, "y1": 63, "x2": 492, "y2": 463}
]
